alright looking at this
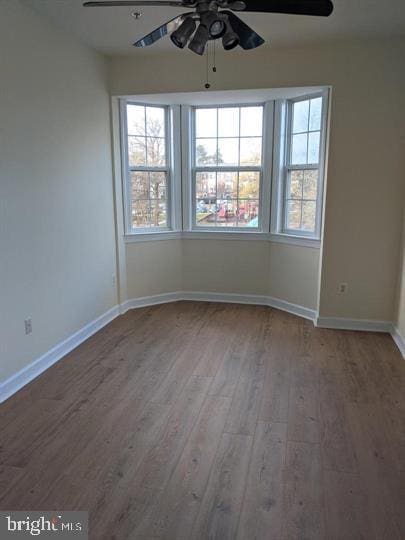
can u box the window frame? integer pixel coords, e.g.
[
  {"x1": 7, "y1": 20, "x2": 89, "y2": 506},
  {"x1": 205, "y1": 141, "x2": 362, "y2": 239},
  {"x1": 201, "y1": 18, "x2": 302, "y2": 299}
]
[
  {"x1": 120, "y1": 99, "x2": 175, "y2": 235},
  {"x1": 271, "y1": 89, "x2": 329, "y2": 242},
  {"x1": 189, "y1": 102, "x2": 272, "y2": 234}
]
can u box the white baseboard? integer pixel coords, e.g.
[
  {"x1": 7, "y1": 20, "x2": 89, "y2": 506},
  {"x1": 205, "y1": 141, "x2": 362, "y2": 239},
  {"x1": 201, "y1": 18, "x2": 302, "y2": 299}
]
[
  {"x1": 182, "y1": 292, "x2": 317, "y2": 321},
  {"x1": 391, "y1": 326, "x2": 405, "y2": 358},
  {"x1": 0, "y1": 305, "x2": 120, "y2": 404},
  {"x1": 315, "y1": 316, "x2": 392, "y2": 333},
  {"x1": 121, "y1": 291, "x2": 317, "y2": 322},
  {"x1": 266, "y1": 296, "x2": 317, "y2": 322},
  {"x1": 120, "y1": 292, "x2": 183, "y2": 313}
]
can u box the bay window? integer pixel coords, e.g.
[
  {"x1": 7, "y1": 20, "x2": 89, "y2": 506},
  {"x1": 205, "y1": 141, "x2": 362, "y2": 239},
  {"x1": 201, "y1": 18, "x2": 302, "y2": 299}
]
[{"x1": 120, "y1": 88, "x2": 329, "y2": 243}]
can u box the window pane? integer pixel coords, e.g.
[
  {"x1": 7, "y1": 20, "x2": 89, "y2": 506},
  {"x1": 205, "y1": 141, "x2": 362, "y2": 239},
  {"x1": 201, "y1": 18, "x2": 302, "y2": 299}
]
[
  {"x1": 217, "y1": 172, "x2": 238, "y2": 199},
  {"x1": 196, "y1": 171, "x2": 216, "y2": 200},
  {"x1": 218, "y1": 108, "x2": 239, "y2": 137},
  {"x1": 218, "y1": 138, "x2": 239, "y2": 166},
  {"x1": 308, "y1": 131, "x2": 320, "y2": 163},
  {"x1": 293, "y1": 100, "x2": 309, "y2": 134},
  {"x1": 193, "y1": 105, "x2": 263, "y2": 230},
  {"x1": 146, "y1": 136, "x2": 166, "y2": 166},
  {"x1": 132, "y1": 200, "x2": 150, "y2": 228},
  {"x1": 303, "y1": 170, "x2": 318, "y2": 199},
  {"x1": 127, "y1": 105, "x2": 145, "y2": 136},
  {"x1": 286, "y1": 200, "x2": 302, "y2": 229},
  {"x1": 196, "y1": 139, "x2": 217, "y2": 166},
  {"x1": 240, "y1": 138, "x2": 262, "y2": 166},
  {"x1": 131, "y1": 171, "x2": 149, "y2": 199},
  {"x1": 240, "y1": 107, "x2": 263, "y2": 136},
  {"x1": 216, "y1": 200, "x2": 238, "y2": 227},
  {"x1": 128, "y1": 136, "x2": 146, "y2": 166},
  {"x1": 238, "y1": 171, "x2": 260, "y2": 199},
  {"x1": 291, "y1": 133, "x2": 308, "y2": 164},
  {"x1": 309, "y1": 97, "x2": 322, "y2": 131},
  {"x1": 196, "y1": 199, "x2": 217, "y2": 226},
  {"x1": 150, "y1": 200, "x2": 167, "y2": 228},
  {"x1": 238, "y1": 200, "x2": 259, "y2": 227},
  {"x1": 150, "y1": 172, "x2": 166, "y2": 199},
  {"x1": 146, "y1": 106, "x2": 165, "y2": 138},
  {"x1": 302, "y1": 201, "x2": 316, "y2": 231},
  {"x1": 196, "y1": 108, "x2": 217, "y2": 138},
  {"x1": 288, "y1": 170, "x2": 303, "y2": 199}
]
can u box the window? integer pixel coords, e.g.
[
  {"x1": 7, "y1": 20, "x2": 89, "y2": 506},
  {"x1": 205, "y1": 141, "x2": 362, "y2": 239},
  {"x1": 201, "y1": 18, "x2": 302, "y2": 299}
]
[
  {"x1": 119, "y1": 89, "x2": 329, "y2": 243},
  {"x1": 192, "y1": 105, "x2": 264, "y2": 229},
  {"x1": 282, "y1": 94, "x2": 326, "y2": 237},
  {"x1": 123, "y1": 103, "x2": 170, "y2": 231}
]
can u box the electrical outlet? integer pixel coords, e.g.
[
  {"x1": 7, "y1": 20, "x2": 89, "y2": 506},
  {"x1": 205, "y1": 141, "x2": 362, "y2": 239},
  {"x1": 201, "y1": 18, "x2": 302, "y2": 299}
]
[
  {"x1": 338, "y1": 283, "x2": 348, "y2": 294},
  {"x1": 24, "y1": 318, "x2": 32, "y2": 335}
]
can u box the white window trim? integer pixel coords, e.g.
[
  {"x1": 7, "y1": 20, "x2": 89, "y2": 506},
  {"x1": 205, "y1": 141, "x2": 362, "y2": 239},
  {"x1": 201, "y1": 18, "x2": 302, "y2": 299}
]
[
  {"x1": 271, "y1": 89, "x2": 329, "y2": 243},
  {"x1": 120, "y1": 99, "x2": 182, "y2": 235}
]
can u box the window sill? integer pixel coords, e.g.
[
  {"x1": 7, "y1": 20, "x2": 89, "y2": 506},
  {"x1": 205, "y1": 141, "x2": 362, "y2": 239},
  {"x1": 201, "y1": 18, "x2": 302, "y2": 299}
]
[
  {"x1": 183, "y1": 231, "x2": 270, "y2": 241},
  {"x1": 124, "y1": 231, "x2": 321, "y2": 247},
  {"x1": 269, "y1": 233, "x2": 321, "y2": 249},
  {"x1": 124, "y1": 231, "x2": 182, "y2": 243}
]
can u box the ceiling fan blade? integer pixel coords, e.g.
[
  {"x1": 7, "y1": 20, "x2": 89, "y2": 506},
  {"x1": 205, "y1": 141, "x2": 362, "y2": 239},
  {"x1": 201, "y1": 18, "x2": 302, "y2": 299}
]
[
  {"x1": 84, "y1": 1, "x2": 188, "y2": 7},
  {"x1": 134, "y1": 13, "x2": 190, "y2": 47},
  {"x1": 240, "y1": 0, "x2": 333, "y2": 16},
  {"x1": 222, "y1": 11, "x2": 264, "y2": 50}
]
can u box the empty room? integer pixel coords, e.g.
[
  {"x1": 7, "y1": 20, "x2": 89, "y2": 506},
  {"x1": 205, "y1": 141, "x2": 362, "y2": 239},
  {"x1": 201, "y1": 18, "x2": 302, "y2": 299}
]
[{"x1": 0, "y1": 0, "x2": 404, "y2": 538}]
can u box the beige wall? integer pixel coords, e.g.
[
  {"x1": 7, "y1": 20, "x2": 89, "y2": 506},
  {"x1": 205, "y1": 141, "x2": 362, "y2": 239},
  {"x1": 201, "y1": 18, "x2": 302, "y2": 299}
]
[
  {"x1": 125, "y1": 240, "x2": 182, "y2": 299},
  {"x1": 182, "y1": 240, "x2": 270, "y2": 296},
  {"x1": 126, "y1": 239, "x2": 320, "y2": 311},
  {"x1": 0, "y1": 1, "x2": 116, "y2": 382},
  {"x1": 268, "y1": 243, "x2": 320, "y2": 310},
  {"x1": 396, "y1": 210, "x2": 405, "y2": 339},
  {"x1": 110, "y1": 37, "x2": 405, "y2": 322}
]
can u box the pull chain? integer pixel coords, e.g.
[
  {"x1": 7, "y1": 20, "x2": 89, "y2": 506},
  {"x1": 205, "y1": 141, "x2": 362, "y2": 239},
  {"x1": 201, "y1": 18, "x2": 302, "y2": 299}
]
[
  {"x1": 205, "y1": 42, "x2": 211, "y2": 89},
  {"x1": 204, "y1": 41, "x2": 219, "y2": 89}
]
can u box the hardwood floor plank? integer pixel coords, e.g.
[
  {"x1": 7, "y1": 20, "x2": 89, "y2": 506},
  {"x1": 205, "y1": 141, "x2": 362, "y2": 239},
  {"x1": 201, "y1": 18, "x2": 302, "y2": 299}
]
[
  {"x1": 346, "y1": 400, "x2": 405, "y2": 538},
  {"x1": 88, "y1": 375, "x2": 212, "y2": 540},
  {"x1": 283, "y1": 441, "x2": 326, "y2": 540},
  {"x1": 259, "y1": 311, "x2": 294, "y2": 423},
  {"x1": 224, "y1": 362, "x2": 265, "y2": 436},
  {"x1": 191, "y1": 432, "x2": 253, "y2": 540},
  {"x1": 142, "y1": 395, "x2": 232, "y2": 539},
  {"x1": 134, "y1": 375, "x2": 212, "y2": 491},
  {"x1": 323, "y1": 470, "x2": 376, "y2": 540},
  {"x1": 208, "y1": 308, "x2": 255, "y2": 398},
  {"x1": 287, "y1": 354, "x2": 320, "y2": 444},
  {"x1": 319, "y1": 369, "x2": 358, "y2": 473},
  {"x1": 237, "y1": 421, "x2": 287, "y2": 540},
  {"x1": 192, "y1": 304, "x2": 243, "y2": 378}
]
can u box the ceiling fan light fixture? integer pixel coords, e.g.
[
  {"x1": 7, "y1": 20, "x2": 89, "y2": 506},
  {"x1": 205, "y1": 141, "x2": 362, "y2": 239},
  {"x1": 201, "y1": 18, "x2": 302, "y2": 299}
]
[
  {"x1": 188, "y1": 22, "x2": 209, "y2": 55},
  {"x1": 202, "y1": 11, "x2": 226, "y2": 39},
  {"x1": 170, "y1": 16, "x2": 196, "y2": 48},
  {"x1": 222, "y1": 19, "x2": 239, "y2": 50}
]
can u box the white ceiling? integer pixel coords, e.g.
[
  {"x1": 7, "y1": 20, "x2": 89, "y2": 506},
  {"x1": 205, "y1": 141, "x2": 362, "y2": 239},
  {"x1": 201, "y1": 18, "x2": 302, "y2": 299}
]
[{"x1": 23, "y1": 0, "x2": 405, "y2": 56}]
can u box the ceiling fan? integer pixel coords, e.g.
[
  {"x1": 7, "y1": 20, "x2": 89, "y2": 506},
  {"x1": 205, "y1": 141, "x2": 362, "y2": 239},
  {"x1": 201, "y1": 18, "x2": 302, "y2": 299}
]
[{"x1": 83, "y1": 0, "x2": 334, "y2": 56}]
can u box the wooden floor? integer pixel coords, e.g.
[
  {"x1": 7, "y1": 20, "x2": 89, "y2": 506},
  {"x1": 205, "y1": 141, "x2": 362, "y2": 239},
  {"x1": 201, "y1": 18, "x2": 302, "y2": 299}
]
[{"x1": 0, "y1": 302, "x2": 404, "y2": 540}]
